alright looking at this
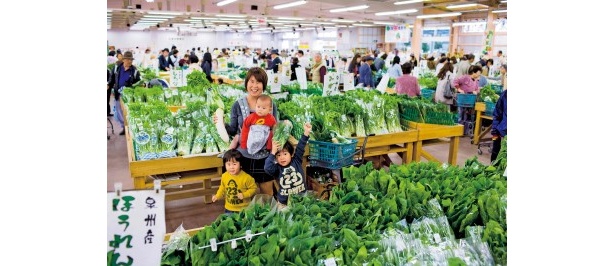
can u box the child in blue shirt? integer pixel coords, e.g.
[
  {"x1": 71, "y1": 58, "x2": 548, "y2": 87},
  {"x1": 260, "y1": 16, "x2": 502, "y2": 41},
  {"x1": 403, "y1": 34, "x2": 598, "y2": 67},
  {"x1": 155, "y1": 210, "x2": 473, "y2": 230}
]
[{"x1": 264, "y1": 122, "x2": 312, "y2": 207}]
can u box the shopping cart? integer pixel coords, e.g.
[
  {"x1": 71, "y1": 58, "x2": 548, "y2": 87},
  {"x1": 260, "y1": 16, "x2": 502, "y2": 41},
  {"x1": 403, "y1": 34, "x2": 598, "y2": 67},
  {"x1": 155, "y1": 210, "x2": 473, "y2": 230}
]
[
  {"x1": 307, "y1": 134, "x2": 371, "y2": 199},
  {"x1": 477, "y1": 101, "x2": 496, "y2": 155}
]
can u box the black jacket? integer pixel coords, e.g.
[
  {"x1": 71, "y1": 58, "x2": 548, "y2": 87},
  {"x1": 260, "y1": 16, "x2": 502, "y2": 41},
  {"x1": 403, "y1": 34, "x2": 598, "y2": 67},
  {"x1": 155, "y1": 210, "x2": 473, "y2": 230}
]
[{"x1": 108, "y1": 64, "x2": 141, "y2": 100}]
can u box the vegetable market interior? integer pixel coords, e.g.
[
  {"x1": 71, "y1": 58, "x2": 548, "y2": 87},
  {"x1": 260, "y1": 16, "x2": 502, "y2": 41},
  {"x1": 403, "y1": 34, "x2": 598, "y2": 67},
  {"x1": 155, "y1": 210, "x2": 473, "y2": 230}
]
[{"x1": 107, "y1": 0, "x2": 508, "y2": 265}]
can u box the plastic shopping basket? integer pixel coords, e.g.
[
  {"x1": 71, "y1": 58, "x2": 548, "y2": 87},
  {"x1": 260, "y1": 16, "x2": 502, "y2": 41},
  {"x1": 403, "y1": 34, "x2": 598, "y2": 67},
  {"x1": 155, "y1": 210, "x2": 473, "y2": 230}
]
[
  {"x1": 456, "y1": 94, "x2": 477, "y2": 108},
  {"x1": 308, "y1": 139, "x2": 359, "y2": 169},
  {"x1": 485, "y1": 101, "x2": 496, "y2": 116},
  {"x1": 421, "y1": 89, "x2": 435, "y2": 100}
]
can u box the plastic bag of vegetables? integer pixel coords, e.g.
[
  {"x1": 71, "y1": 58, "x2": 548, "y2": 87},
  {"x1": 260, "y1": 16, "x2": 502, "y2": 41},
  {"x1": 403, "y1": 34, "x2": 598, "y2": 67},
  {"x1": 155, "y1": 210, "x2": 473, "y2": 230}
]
[{"x1": 273, "y1": 120, "x2": 293, "y2": 147}]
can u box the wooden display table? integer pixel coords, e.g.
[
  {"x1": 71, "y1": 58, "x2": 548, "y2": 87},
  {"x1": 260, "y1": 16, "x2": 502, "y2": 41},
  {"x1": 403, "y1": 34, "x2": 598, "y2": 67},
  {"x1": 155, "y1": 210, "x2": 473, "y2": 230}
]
[
  {"x1": 472, "y1": 102, "x2": 493, "y2": 145},
  {"x1": 404, "y1": 121, "x2": 464, "y2": 165},
  {"x1": 121, "y1": 100, "x2": 223, "y2": 203}
]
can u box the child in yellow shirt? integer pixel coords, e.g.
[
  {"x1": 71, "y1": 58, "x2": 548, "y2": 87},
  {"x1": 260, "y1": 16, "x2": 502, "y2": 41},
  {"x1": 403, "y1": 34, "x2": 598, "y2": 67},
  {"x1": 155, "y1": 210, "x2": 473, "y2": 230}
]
[{"x1": 212, "y1": 149, "x2": 258, "y2": 213}]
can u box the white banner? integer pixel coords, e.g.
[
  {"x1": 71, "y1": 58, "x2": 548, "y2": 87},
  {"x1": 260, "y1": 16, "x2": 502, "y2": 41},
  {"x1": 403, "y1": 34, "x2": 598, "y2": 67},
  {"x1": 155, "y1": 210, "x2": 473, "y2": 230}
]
[
  {"x1": 385, "y1": 24, "x2": 411, "y2": 43},
  {"x1": 296, "y1": 67, "x2": 308, "y2": 90},
  {"x1": 107, "y1": 189, "x2": 166, "y2": 266}
]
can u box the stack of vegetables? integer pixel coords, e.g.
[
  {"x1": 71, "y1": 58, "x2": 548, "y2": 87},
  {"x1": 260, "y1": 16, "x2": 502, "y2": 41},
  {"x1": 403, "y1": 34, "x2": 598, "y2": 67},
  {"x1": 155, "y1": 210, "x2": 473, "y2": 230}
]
[
  {"x1": 160, "y1": 157, "x2": 507, "y2": 265},
  {"x1": 478, "y1": 84, "x2": 500, "y2": 103},
  {"x1": 418, "y1": 72, "x2": 438, "y2": 90},
  {"x1": 279, "y1": 81, "x2": 323, "y2": 96},
  {"x1": 121, "y1": 71, "x2": 232, "y2": 160},
  {"x1": 276, "y1": 90, "x2": 403, "y2": 142},
  {"x1": 399, "y1": 96, "x2": 458, "y2": 126}
]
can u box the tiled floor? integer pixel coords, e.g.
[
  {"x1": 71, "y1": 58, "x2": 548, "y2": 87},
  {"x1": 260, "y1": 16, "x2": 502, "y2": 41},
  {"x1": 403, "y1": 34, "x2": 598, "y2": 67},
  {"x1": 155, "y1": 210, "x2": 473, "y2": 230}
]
[{"x1": 107, "y1": 116, "x2": 492, "y2": 234}]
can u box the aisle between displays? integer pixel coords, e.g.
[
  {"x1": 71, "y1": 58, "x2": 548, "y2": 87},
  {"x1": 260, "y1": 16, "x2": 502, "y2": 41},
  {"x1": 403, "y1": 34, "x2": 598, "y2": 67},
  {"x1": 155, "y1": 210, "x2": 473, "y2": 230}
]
[{"x1": 107, "y1": 116, "x2": 492, "y2": 233}]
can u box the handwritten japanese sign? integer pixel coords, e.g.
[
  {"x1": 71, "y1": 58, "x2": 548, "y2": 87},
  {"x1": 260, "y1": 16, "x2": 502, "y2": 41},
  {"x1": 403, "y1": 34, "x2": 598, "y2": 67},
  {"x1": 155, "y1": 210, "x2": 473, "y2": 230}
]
[
  {"x1": 385, "y1": 24, "x2": 411, "y2": 43},
  {"x1": 107, "y1": 190, "x2": 166, "y2": 266},
  {"x1": 170, "y1": 69, "x2": 187, "y2": 87},
  {"x1": 323, "y1": 72, "x2": 341, "y2": 96}
]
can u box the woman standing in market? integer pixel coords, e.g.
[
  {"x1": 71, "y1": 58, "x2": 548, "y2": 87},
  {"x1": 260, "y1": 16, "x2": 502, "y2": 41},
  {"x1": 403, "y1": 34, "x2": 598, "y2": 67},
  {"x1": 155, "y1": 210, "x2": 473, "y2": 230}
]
[
  {"x1": 216, "y1": 67, "x2": 279, "y2": 197},
  {"x1": 310, "y1": 52, "x2": 327, "y2": 84},
  {"x1": 347, "y1": 53, "x2": 362, "y2": 85},
  {"x1": 387, "y1": 56, "x2": 403, "y2": 79},
  {"x1": 434, "y1": 62, "x2": 455, "y2": 111},
  {"x1": 490, "y1": 89, "x2": 507, "y2": 162},
  {"x1": 395, "y1": 62, "x2": 420, "y2": 97},
  {"x1": 453, "y1": 65, "x2": 482, "y2": 123},
  {"x1": 201, "y1": 52, "x2": 214, "y2": 83}
]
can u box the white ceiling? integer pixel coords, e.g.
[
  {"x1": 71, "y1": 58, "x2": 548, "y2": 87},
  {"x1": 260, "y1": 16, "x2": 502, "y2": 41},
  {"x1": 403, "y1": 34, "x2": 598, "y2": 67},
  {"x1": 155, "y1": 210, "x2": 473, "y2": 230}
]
[{"x1": 107, "y1": 0, "x2": 507, "y2": 31}]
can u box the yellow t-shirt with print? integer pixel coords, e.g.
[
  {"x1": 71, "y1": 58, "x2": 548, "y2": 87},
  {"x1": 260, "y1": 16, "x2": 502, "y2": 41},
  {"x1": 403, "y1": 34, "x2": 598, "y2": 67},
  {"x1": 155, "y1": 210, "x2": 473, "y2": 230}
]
[{"x1": 215, "y1": 170, "x2": 258, "y2": 212}]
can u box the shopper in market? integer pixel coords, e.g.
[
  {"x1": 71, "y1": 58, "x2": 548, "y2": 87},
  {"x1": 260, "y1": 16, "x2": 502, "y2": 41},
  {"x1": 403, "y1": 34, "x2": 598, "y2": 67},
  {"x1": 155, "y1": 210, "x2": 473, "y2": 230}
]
[
  {"x1": 347, "y1": 53, "x2": 362, "y2": 85},
  {"x1": 290, "y1": 57, "x2": 300, "y2": 81},
  {"x1": 395, "y1": 62, "x2": 420, "y2": 97},
  {"x1": 268, "y1": 49, "x2": 282, "y2": 73},
  {"x1": 453, "y1": 65, "x2": 482, "y2": 123},
  {"x1": 212, "y1": 149, "x2": 258, "y2": 214},
  {"x1": 170, "y1": 49, "x2": 180, "y2": 68},
  {"x1": 158, "y1": 48, "x2": 173, "y2": 71},
  {"x1": 200, "y1": 51, "x2": 214, "y2": 83},
  {"x1": 490, "y1": 89, "x2": 507, "y2": 162},
  {"x1": 408, "y1": 54, "x2": 418, "y2": 68},
  {"x1": 310, "y1": 52, "x2": 327, "y2": 84},
  {"x1": 216, "y1": 67, "x2": 279, "y2": 197},
  {"x1": 264, "y1": 122, "x2": 312, "y2": 208},
  {"x1": 387, "y1": 56, "x2": 403, "y2": 79},
  {"x1": 108, "y1": 51, "x2": 141, "y2": 136},
  {"x1": 187, "y1": 54, "x2": 202, "y2": 73},
  {"x1": 358, "y1": 56, "x2": 375, "y2": 88},
  {"x1": 435, "y1": 62, "x2": 456, "y2": 111},
  {"x1": 455, "y1": 55, "x2": 471, "y2": 77}
]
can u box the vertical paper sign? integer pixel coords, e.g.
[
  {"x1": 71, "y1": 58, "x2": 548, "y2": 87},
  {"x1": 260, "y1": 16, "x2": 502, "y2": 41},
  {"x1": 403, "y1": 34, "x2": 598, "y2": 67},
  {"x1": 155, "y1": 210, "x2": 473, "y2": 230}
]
[
  {"x1": 270, "y1": 73, "x2": 282, "y2": 93},
  {"x1": 323, "y1": 72, "x2": 340, "y2": 96},
  {"x1": 217, "y1": 57, "x2": 228, "y2": 71},
  {"x1": 343, "y1": 73, "x2": 355, "y2": 91},
  {"x1": 170, "y1": 69, "x2": 185, "y2": 87},
  {"x1": 376, "y1": 73, "x2": 390, "y2": 94},
  {"x1": 266, "y1": 70, "x2": 274, "y2": 86},
  {"x1": 280, "y1": 65, "x2": 291, "y2": 85},
  {"x1": 296, "y1": 67, "x2": 308, "y2": 90},
  {"x1": 107, "y1": 190, "x2": 166, "y2": 266},
  {"x1": 181, "y1": 69, "x2": 189, "y2": 86}
]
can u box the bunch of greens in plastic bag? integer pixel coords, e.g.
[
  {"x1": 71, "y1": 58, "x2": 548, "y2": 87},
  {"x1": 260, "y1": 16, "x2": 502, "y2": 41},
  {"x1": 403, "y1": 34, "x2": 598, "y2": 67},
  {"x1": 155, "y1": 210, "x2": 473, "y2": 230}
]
[
  {"x1": 145, "y1": 85, "x2": 165, "y2": 103},
  {"x1": 272, "y1": 120, "x2": 293, "y2": 147}
]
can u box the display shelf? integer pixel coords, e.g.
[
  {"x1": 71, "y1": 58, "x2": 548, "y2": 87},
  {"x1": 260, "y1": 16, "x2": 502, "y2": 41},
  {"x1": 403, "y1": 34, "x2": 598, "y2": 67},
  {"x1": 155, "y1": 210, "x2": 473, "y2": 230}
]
[
  {"x1": 211, "y1": 74, "x2": 243, "y2": 85},
  {"x1": 472, "y1": 102, "x2": 493, "y2": 145},
  {"x1": 404, "y1": 121, "x2": 464, "y2": 165},
  {"x1": 121, "y1": 100, "x2": 224, "y2": 203}
]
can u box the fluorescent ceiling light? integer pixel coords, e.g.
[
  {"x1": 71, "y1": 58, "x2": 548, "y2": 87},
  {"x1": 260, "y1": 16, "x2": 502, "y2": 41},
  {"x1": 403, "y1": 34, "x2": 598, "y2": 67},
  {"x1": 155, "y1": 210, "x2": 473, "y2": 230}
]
[
  {"x1": 447, "y1": 3, "x2": 487, "y2": 9},
  {"x1": 299, "y1": 23, "x2": 315, "y2": 26},
  {"x1": 273, "y1": 1, "x2": 307, "y2": 10},
  {"x1": 268, "y1": 22, "x2": 285, "y2": 25},
  {"x1": 354, "y1": 23, "x2": 374, "y2": 26},
  {"x1": 417, "y1": 12, "x2": 461, "y2": 19},
  {"x1": 213, "y1": 18, "x2": 245, "y2": 21},
  {"x1": 215, "y1": 14, "x2": 246, "y2": 18},
  {"x1": 501, "y1": 0, "x2": 507, "y2": 2},
  {"x1": 313, "y1": 22, "x2": 335, "y2": 25},
  {"x1": 330, "y1": 5, "x2": 369, "y2": 13},
  {"x1": 190, "y1": 17, "x2": 214, "y2": 20},
  {"x1": 452, "y1": 22, "x2": 486, "y2": 26},
  {"x1": 375, "y1": 9, "x2": 418, "y2": 16},
  {"x1": 394, "y1": 0, "x2": 424, "y2": 4},
  {"x1": 148, "y1": 11, "x2": 182, "y2": 15},
  {"x1": 216, "y1": 0, "x2": 238, "y2": 6},
  {"x1": 492, "y1": 10, "x2": 507, "y2": 13},
  {"x1": 331, "y1": 19, "x2": 355, "y2": 23},
  {"x1": 139, "y1": 18, "x2": 169, "y2": 21},
  {"x1": 373, "y1": 21, "x2": 396, "y2": 25},
  {"x1": 270, "y1": 20, "x2": 302, "y2": 23},
  {"x1": 277, "y1": 17, "x2": 305, "y2": 21},
  {"x1": 143, "y1": 15, "x2": 175, "y2": 19}
]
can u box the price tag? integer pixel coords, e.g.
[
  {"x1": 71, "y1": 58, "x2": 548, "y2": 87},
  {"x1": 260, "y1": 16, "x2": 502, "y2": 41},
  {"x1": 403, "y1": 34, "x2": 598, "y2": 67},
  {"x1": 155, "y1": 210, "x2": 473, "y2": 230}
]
[{"x1": 266, "y1": 70, "x2": 274, "y2": 86}]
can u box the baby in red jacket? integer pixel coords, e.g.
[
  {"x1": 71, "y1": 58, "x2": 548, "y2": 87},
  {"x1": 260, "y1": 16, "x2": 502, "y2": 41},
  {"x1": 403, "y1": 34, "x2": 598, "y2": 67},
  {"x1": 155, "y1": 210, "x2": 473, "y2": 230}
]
[{"x1": 230, "y1": 95, "x2": 277, "y2": 154}]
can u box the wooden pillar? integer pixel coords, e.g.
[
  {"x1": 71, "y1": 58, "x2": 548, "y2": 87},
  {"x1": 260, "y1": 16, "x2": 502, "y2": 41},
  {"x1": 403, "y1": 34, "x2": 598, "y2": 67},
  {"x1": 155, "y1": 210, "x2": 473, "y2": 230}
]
[
  {"x1": 484, "y1": 8, "x2": 496, "y2": 57},
  {"x1": 450, "y1": 25, "x2": 459, "y2": 57},
  {"x1": 411, "y1": 19, "x2": 423, "y2": 57}
]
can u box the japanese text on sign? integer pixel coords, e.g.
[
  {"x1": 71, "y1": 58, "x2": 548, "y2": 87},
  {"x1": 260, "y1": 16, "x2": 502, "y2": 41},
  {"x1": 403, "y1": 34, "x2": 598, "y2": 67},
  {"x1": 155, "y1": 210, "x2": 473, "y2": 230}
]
[{"x1": 108, "y1": 190, "x2": 165, "y2": 266}]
